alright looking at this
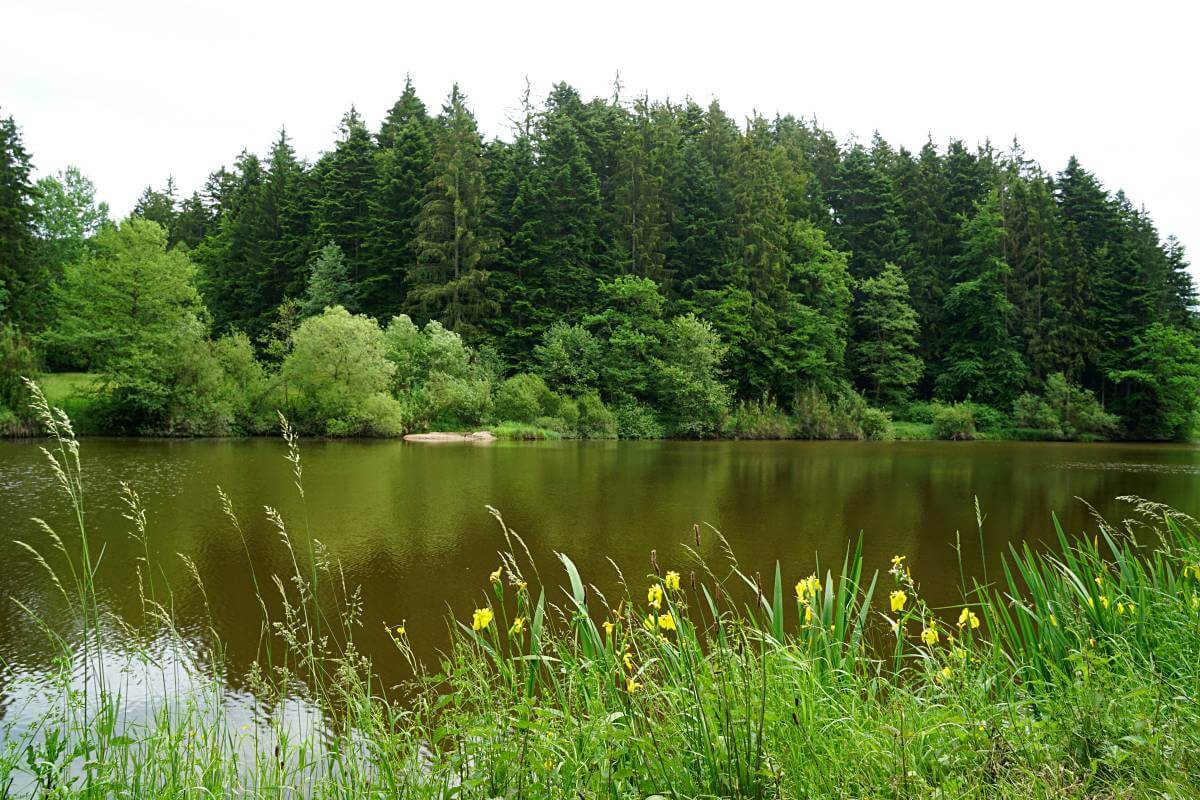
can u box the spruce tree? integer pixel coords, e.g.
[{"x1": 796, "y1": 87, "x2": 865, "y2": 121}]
[
  {"x1": 0, "y1": 112, "x2": 39, "y2": 326},
  {"x1": 935, "y1": 190, "x2": 1025, "y2": 405},
  {"x1": 316, "y1": 108, "x2": 376, "y2": 282},
  {"x1": 853, "y1": 262, "x2": 923, "y2": 404},
  {"x1": 302, "y1": 239, "x2": 355, "y2": 316},
  {"x1": 365, "y1": 79, "x2": 432, "y2": 317},
  {"x1": 829, "y1": 144, "x2": 908, "y2": 280},
  {"x1": 407, "y1": 85, "x2": 498, "y2": 338}
]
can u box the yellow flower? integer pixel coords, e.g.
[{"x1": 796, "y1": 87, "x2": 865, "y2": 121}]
[
  {"x1": 472, "y1": 607, "x2": 494, "y2": 631},
  {"x1": 951, "y1": 646, "x2": 967, "y2": 661},
  {"x1": 623, "y1": 651, "x2": 634, "y2": 671},
  {"x1": 1188, "y1": 564, "x2": 1200, "y2": 580},
  {"x1": 889, "y1": 590, "x2": 908, "y2": 613},
  {"x1": 625, "y1": 676, "x2": 642, "y2": 693},
  {"x1": 1116, "y1": 602, "x2": 1125, "y2": 616},
  {"x1": 1191, "y1": 594, "x2": 1199, "y2": 610},
  {"x1": 1098, "y1": 595, "x2": 1109, "y2": 610},
  {"x1": 804, "y1": 604, "x2": 814, "y2": 625},
  {"x1": 602, "y1": 620, "x2": 615, "y2": 637},
  {"x1": 940, "y1": 665, "x2": 953, "y2": 680},
  {"x1": 920, "y1": 626, "x2": 939, "y2": 646},
  {"x1": 657, "y1": 613, "x2": 677, "y2": 631},
  {"x1": 517, "y1": 580, "x2": 528, "y2": 592},
  {"x1": 647, "y1": 584, "x2": 663, "y2": 610},
  {"x1": 490, "y1": 566, "x2": 503, "y2": 584},
  {"x1": 795, "y1": 574, "x2": 820, "y2": 603},
  {"x1": 643, "y1": 613, "x2": 656, "y2": 631},
  {"x1": 664, "y1": 571, "x2": 681, "y2": 591},
  {"x1": 394, "y1": 624, "x2": 406, "y2": 636},
  {"x1": 892, "y1": 555, "x2": 906, "y2": 567},
  {"x1": 509, "y1": 616, "x2": 526, "y2": 635},
  {"x1": 1087, "y1": 597, "x2": 1095, "y2": 609},
  {"x1": 1094, "y1": 575, "x2": 1103, "y2": 587},
  {"x1": 957, "y1": 607, "x2": 980, "y2": 629}
]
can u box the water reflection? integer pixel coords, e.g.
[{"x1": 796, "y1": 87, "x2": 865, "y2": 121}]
[{"x1": 0, "y1": 438, "x2": 1196, "y2": 721}]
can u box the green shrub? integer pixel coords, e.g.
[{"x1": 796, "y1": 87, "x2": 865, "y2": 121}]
[
  {"x1": 493, "y1": 373, "x2": 556, "y2": 424},
  {"x1": 420, "y1": 373, "x2": 493, "y2": 430},
  {"x1": 1012, "y1": 392, "x2": 1058, "y2": 430},
  {"x1": 614, "y1": 400, "x2": 665, "y2": 439},
  {"x1": 859, "y1": 406, "x2": 895, "y2": 441},
  {"x1": 931, "y1": 401, "x2": 976, "y2": 440},
  {"x1": 574, "y1": 391, "x2": 617, "y2": 439},
  {"x1": 894, "y1": 400, "x2": 936, "y2": 423},
  {"x1": 283, "y1": 307, "x2": 395, "y2": 435},
  {"x1": 969, "y1": 402, "x2": 1009, "y2": 432},
  {"x1": 491, "y1": 421, "x2": 563, "y2": 440},
  {"x1": 723, "y1": 397, "x2": 792, "y2": 439}
]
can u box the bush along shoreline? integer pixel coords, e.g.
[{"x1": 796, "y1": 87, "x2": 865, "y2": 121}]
[
  {"x1": 6, "y1": 311, "x2": 1186, "y2": 443},
  {"x1": 4, "y1": 387, "x2": 1200, "y2": 797}
]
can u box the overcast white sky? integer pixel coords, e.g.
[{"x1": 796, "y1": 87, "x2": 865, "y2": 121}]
[{"x1": 4, "y1": 0, "x2": 1197, "y2": 277}]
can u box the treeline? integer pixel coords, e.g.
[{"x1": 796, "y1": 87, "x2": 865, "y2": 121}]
[{"x1": 1, "y1": 80, "x2": 1198, "y2": 439}]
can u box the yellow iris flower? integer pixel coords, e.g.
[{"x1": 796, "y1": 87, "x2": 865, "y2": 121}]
[
  {"x1": 920, "y1": 626, "x2": 939, "y2": 646},
  {"x1": 889, "y1": 590, "x2": 908, "y2": 612},
  {"x1": 509, "y1": 616, "x2": 526, "y2": 635},
  {"x1": 664, "y1": 571, "x2": 681, "y2": 591},
  {"x1": 647, "y1": 584, "x2": 663, "y2": 609},
  {"x1": 472, "y1": 607, "x2": 493, "y2": 631},
  {"x1": 658, "y1": 613, "x2": 677, "y2": 631}
]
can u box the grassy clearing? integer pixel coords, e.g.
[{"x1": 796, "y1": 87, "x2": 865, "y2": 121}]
[
  {"x1": 4, "y1": 383, "x2": 1200, "y2": 798},
  {"x1": 490, "y1": 421, "x2": 565, "y2": 440}
]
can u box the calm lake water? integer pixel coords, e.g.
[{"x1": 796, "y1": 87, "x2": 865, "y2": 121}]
[{"x1": 1, "y1": 437, "x2": 1198, "y2": 716}]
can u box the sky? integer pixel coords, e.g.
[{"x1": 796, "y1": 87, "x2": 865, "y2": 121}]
[{"x1": 4, "y1": 0, "x2": 1198, "y2": 277}]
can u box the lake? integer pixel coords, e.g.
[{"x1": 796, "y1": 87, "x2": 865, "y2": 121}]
[{"x1": 1, "y1": 437, "x2": 1198, "y2": 715}]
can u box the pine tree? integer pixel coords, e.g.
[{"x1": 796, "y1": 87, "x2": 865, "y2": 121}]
[
  {"x1": 853, "y1": 262, "x2": 923, "y2": 404},
  {"x1": 610, "y1": 96, "x2": 673, "y2": 286},
  {"x1": 512, "y1": 84, "x2": 606, "y2": 332},
  {"x1": 407, "y1": 85, "x2": 498, "y2": 338},
  {"x1": 302, "y1": 239, "x2": 354, "y2": 316},
  {"x1": 364, "y1": 79, "x2": 432, "y2": 317},
  {"x1": 132, "y1": 177, "x2": 179, "y2": 234},
  {"x1": 0, "y1": 112, "x2": 39, "y2": 325},
  {"x1": 829, "y1": 144, "x2": 908, "y2": 280},
  {"x1": 263, "y1": 129, "x2": 313, "y2": 310},
  {"x1": 936, "y1": 190, "x2": 1025, "y2": 405},
  {"x1": 316, "y1": 108, "x2": 376, "y2": 282}
]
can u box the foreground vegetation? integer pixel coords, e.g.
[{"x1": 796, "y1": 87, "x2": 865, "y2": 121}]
[
  {"x1": 3, "y1": 85, "x2": 1199, "y2": 441},
  {"x1": 3, "y1": 386, "x2": 1200, "y2": 798}
]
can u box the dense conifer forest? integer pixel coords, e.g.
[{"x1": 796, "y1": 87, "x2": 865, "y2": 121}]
[{"x1": 1, "y1": 80, "x2": 1197, "y2": 439}]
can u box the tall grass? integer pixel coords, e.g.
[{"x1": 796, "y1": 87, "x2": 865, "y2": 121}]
[{"x1": 3, "y1": 380, "x2": 1200, "y2": 798}]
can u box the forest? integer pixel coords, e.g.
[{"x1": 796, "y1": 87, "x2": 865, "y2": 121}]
[{"x1": 1, "y1": 80, "x2": 1198, "y2": 440}]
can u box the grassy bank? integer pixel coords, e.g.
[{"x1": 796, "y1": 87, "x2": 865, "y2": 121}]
[{"x1": 4, "y1": 386, "x2": 1200, "y2": 798}]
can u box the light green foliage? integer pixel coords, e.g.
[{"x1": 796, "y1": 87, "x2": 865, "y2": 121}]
[
  {"x1": 931, "y1": 401, "x2": 977, "y2": 440},
  {"x1": 573, "y1": 390, "x2": 617, "y2": 439},
  {"x1": 722, "y1": 397, "x2": 793, "y2": 439},
  {"x1": 33, "y1": 166, "x2": 109, "y2": 278},
  {"x1": 613, "y1": 400, "x2": 665, "y2": 439},
  {"x1": 533, "y1": 321, "x2": 601, "y2": 396},
  {"x1": 282, "y1": 306, "x2": 397, "y2": 434},
  {"x1": 493, "y1": 372, "x2": 558, "y2": 424},
  {"x1": 654, "y1": 313, "x2": 729, "y2": 437}
]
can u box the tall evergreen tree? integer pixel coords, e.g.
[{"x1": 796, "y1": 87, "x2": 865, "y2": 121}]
[
  {"x1": 853, "y1": 262, "x2": 923, "y2": 404},
  {"x1": 829, "y1": 143, "x2": 908, "y2": 280},
  {"x1": 936, "y1": 190, "x2": 1025, "y2": 405},
  {"x1": 407, "y1": 85, "x2": 498, "y2": 338},
  {"x1": 0, "y1": 112, "x2": 39, "y2": 325},
  {"x1": 316, "y1": 108, "x2": 376, "y2": 282},
  {"x1": 365, "y1": 79, "x2": 432, "y2": 317}
]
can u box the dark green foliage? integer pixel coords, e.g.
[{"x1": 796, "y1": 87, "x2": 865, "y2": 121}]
[
  {"x1": 5, "y1": 86, "x2": 1196, "y2": 440},
  {"x1": 407, "y1": 86, "x2": 498, "y2": 339},
  {"x1": 0, "y1": 112, "x2": 41, "y2": 325},
  {"x1": 935, "y1": 190, "x2": 1025, "y2": 406}
]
